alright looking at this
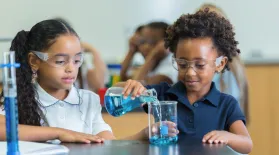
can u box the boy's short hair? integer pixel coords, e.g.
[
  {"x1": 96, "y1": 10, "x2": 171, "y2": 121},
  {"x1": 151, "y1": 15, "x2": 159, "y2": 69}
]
[{"x1": 165, "y1": 8, "x2": 240, "y2": 71}]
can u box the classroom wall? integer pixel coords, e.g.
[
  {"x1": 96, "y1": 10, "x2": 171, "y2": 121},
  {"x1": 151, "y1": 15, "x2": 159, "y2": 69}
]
[{"x1": 0, "y1": 0, "x2": 279, "y2": 64}]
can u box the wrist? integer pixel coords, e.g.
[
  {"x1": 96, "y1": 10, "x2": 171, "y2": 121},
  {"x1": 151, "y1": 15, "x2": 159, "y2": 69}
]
[
  {"x1": 226, "y1": 131, "x2": 234, "y2": 145},
  {"x1": 54, "y1": 127, "x2": 64, "y2": 139},
  {"x1": 149, "y1": 50, "x2": 160, "y2": 61}
]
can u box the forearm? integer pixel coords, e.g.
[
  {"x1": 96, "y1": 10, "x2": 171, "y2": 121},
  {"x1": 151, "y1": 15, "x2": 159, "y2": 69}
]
[
  {"x1": 87, "y1": 50, "x2": 107, "y2": 90},
  {"x1": 120, "y1": 51, "x2": 135, "y2": 81},
  {"x1": 133, "y1": 52, "x2": 158, "y2": 81},
  {"x1": 0, "y1": 123, "x2": 60, "y2": 142},
  {"x1": 228, "y1": 134, "x2": 253, "y2": 154}
]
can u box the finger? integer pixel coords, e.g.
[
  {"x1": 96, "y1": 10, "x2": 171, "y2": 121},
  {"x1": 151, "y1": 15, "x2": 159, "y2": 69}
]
[
  {"x1": 84, "y1": 135, "x2": 103, "y2": 143},
  {"x1": 123, "y1": 80, "x2": 133, "y2": 98},
  {"x1": 213, "y1": 136, "x2": 222, "y2": 144},
  {"x1": 164, "y1": 121, "x2": 176, "y2": 128},
  {"x1": 128, "y1": 81, "x2": 140, "y2": 99},
  {"x1": 126, "y1": 81, "x2": 139, "y2": 99},
  {"x1": 137, "y1": 86, "x2": 146, "y2": 97},
  {"x1": 151, "y1": 125, "x2": 159, "y2": 134},
  {"x1": 76, "y1": 138, "x2": 90, "y2": 144},
  {"x1": 207, "y1": 134, "x2": 219, "y2": 144},
  {"x1": 168, "y1": 128, "x2": 179, "y2": 137},
  {"x1": 220, "y1": 139, "x2": 228, "y2": 144},
  {"x1": 168, "y1": 128, "x2": 177, "y2": 136},
  {"x1": 168, "y1": 133, "x2": 177, "y2": 137},
  {"x1": 203, "y1": 131, "x2": 216, "y2": 143},
  {"x1": 132, "y1": 82, "x2": 142, "y2": 98},
  {"x1": 168, "y1": 127, "x2": 177, "y2": 133},
  {"x1": 123, "y1": 80, "x2": 132, "y2": 94}
]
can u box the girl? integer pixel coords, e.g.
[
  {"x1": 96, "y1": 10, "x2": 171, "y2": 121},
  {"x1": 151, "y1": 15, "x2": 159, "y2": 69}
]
[
  {"x1": 54, "y1": 18, "x2": 108, "y2": 92},
  {"x1": 0, "y1": 19, "x2": 177, "y2": 143},
  {"x1": 117, "y1": 9, "x2": 253, "y2": 154},
  {"x1": 0, "y1": 19, "x2": 114, "y2": 143}
]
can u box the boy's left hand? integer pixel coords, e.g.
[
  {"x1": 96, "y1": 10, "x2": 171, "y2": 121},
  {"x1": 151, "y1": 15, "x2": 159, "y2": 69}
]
[{"x1": 202, "y1": 130, "x2": 233, "y2": 144}]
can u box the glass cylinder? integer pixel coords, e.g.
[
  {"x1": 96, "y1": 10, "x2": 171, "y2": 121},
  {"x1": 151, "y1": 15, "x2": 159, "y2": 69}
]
[{"x1": 148, "y1": 101, "x2": 178, "y2": 145}]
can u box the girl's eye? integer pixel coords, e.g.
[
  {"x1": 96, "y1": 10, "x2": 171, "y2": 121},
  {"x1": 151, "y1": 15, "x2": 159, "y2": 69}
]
[{"x1": 55, "y1": 61, "x2": 66, "y2": 65}]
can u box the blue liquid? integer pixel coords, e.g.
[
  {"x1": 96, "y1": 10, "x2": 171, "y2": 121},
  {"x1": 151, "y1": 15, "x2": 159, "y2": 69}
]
[
  {"x1": 4, "y1": 97, "x2": 20, "y2": 155},
  {"x1": 105, "y1": 94, "x2": 156, "y2": 117},
  {"x1": 150, "y1": 135, "x2": 178, "y2": 145}
]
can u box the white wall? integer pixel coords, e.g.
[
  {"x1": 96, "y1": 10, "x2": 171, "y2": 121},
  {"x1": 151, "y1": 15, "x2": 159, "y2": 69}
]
[{"x1": 0, "y1": 0, "x2": 279, "y2": 64}]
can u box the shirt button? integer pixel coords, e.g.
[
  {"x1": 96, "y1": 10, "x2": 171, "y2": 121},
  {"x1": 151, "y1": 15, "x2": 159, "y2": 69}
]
[
  {"x1": 60, "y1": 102, "x2": 64, "y2": 107},
  {"x1": 188, "y1": 119, "x2": 193, "y2": 123},
  {"x1": 193, "y1": 103, "x2": 198, "y2": 107}
]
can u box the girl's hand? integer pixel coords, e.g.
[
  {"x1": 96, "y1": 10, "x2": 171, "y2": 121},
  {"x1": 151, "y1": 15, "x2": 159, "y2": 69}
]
[{"x1": 57, "y1": 128, "x2": 104, "y2": 144}]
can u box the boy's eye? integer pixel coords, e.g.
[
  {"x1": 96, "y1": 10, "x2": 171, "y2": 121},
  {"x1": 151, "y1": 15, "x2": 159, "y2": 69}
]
[
  {"x1": 195, "y1": 64, "x2": 205, "y2": 69},
  {"x1": 179, "y1": 64, "x2": 188, "y2": 69}
]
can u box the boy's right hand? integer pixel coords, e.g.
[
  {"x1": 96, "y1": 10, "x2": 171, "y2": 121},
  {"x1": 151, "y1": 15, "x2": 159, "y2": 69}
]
[
  {"x1": 57, "y1": 128, "x2": 104, "y2": 144},
  {"x1": 122, "y1": 79, "x2": 146, "y2": 100}
]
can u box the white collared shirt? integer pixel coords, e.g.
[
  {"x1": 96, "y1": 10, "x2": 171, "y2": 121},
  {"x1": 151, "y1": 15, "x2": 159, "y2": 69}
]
[
  {"x1": 0, "y1": 83, "x2": 112, "y2": 135},
  {"x1": 148, "y1": 53, "x2": 178, "y2": 84}
]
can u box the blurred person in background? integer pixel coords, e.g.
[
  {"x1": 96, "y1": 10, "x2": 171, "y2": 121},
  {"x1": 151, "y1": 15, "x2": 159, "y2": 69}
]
[{"x1": 121, "y1": 22, "x2": 178, "y2": 85}]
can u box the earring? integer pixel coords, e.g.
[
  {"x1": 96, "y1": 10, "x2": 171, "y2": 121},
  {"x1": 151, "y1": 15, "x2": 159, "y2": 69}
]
[{"x1": 31, "y1": 70, "x2": 38, "y2": 84}]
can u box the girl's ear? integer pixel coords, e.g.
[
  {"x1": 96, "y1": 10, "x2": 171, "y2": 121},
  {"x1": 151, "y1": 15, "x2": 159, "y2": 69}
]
[
  {"x1": 215, "y1": 57, "x2": 228, "y2": 73},
  {"x1": 28, "y1": 52, "x2": 40, "y2": 72}
]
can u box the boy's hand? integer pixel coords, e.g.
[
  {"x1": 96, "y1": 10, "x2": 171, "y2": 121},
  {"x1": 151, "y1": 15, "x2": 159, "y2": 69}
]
[
  {"x1": 145, "y1": 121, "x2": 179, "y2": 138},
  {"x1": 202, "y1": 130, "x2": 233, "y2": 144},
  {"x1": 122, "y1": 79, "x2": 146, "y2": 100}
]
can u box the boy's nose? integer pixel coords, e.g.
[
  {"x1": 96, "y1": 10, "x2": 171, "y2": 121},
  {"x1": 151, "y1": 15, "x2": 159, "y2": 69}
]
[{"x1": 185, "y1": 66, "x2": 197, "y2": 76}]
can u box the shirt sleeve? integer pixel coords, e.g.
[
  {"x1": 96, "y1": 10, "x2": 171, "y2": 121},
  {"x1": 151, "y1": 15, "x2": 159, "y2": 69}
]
[
  {"x1": 91, "y1": 96, "x2": 112, "y2": 135},
  {"x1": 225, "y1": 96, "x2": 246, "y2": 130}
]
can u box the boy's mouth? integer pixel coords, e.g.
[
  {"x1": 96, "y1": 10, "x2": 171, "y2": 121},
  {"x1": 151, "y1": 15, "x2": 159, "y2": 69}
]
[{"x1": 185, "y1": 80, "x2": 199, "y2": 86}]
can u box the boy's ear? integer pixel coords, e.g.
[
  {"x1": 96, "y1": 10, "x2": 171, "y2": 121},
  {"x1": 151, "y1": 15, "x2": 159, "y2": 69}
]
[
  {"x1": 28, "y1": 53, "x2": 40, "y2": 72},
  {"x1": 215, "y1": 57, "x2": 228, "y2": 73}
]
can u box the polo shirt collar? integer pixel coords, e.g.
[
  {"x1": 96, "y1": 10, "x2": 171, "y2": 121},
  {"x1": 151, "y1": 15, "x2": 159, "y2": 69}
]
[
  {"x1": 34, "y1": 82, "x2": 80, "y2": 107},
  {"x1": 166, "y1": 81, "x2": 221, "y2": 107}
]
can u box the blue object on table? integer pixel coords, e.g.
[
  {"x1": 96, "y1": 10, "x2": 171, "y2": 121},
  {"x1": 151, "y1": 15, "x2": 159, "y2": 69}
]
[
  {"x1": 104, "y1": 87, "x2": 157, "y2": 117},
  {"x1": 1, "y1": 51, "x2": 20, "y2": 155},
  {"x1": 160, "y1": 124, "x2": 168, "y2": 136}
]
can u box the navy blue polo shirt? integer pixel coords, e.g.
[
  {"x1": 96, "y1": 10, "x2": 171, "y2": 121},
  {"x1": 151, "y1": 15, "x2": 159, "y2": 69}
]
[{"x1": 145, "y1": 81, "x2": 246, "y2": 139}]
